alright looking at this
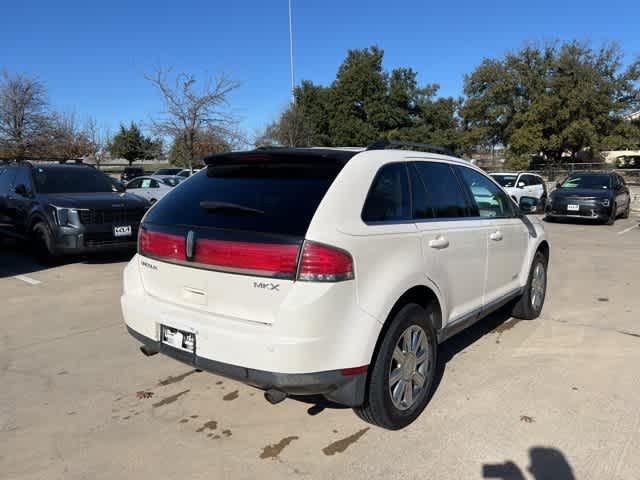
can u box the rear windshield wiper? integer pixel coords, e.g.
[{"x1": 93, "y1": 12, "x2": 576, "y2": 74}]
[{"x1": 199, "y1": 201, "x2": 265, "y2": 215}]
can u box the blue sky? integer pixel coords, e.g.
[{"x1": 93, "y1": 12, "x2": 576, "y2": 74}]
[{"x1": 2, "y1": 0, "x2": 639, "y2": 142}]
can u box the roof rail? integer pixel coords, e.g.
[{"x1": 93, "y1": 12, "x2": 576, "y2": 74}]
[{"x1": 366, "y1": 139, "x2": 456, "y2": 157}]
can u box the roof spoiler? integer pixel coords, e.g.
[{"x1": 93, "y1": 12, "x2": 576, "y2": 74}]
[{"x1": 366, "y1": 139, "x2": 455, "y2": 157}]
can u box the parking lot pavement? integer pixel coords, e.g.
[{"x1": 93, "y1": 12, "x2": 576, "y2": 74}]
[{"x1": 2, "y1": 215, "x2": 640, "y2": 480}]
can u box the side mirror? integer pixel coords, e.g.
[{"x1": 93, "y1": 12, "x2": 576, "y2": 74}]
[
  {"x1": 519, "y1": 196, "x2": 538, "y2": 214},
  {"x1": 15, "y1": 184, "x2": 28, "y2": 197}
]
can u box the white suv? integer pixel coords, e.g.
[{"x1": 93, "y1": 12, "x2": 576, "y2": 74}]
[
  {"x1": 490, "y1": 172, "x2": 548, "y2": 210},
  {"x1": 122, "y1": 143, "x2": 549, "y2": 430}
]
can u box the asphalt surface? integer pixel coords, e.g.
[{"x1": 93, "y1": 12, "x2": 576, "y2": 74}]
[{"x1": 1, "y1": 215, "x2": 640, "y2": 480}]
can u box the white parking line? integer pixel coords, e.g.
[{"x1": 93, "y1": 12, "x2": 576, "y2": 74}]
[
  {"x1": 617, "y1": 225, "x2": 639, "y2": 235},
  {"x1": 14, "y1": 275, "x2": 42, "y2": 285}
]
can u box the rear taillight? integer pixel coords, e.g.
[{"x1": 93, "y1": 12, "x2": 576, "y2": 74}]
[
  {"x1": 195, "y1": 239, "x2": 299, "y2": 277},
  {"x1": 138, "y1": 228, "x2": 186, "y2": 260},
  {"x1": 297, "y1": 241, "x2": 354, "y2": 282}
]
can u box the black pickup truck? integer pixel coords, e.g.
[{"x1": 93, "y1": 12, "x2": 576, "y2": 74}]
[{"x1": 0, "y1": 161, "x2": 149, "y2": 261}]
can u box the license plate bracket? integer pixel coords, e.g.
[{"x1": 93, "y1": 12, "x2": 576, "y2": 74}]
[{"x1": 160, "y1": 325, "x2": 196, "y2": 354}]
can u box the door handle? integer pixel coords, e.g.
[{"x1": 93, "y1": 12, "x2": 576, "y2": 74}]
[
  {"x1": 428, "y1": 236, "x2": 449, "y2": 249},
  {"x1": 490, "y1": 231, "x2": 503, "y2": 241}
]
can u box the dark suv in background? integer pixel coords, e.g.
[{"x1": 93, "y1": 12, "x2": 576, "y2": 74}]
[
  {"x1": 120, "y1": 167, "x2": 145, "y2": 183},
  {"x1": 0, "y1": 162, "x2": 149, "y2": 261}
]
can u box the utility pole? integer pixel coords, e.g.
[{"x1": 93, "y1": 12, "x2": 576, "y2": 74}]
[{"x1": 288, "y1": 0, "x2": 295, "y2": 104}]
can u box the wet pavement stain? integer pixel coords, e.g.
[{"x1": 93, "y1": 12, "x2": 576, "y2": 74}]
[
  {"x1": 618, "y1": 330, "x2": 640, "y2": 339},
  {"x1": 322, "y1": 428, "x2": 369, "y2": 456},
  {"x1": 157, "y1": 369, "x2": 198, "y2": 386},
  {"x1": 190, "y1": 415, "x2": 199, "y2": 419},
  {"x1": 215, "y1": 381, "x2": 223, "y2": 385},
  {"x1": 179, "y1": 419, "x2": 189, "y2": 424},
  {"x1": 520, "y1": 415, "x2": 535, "y2": 423},
  {"x1": 223, "y1": 390, "x2": 239, "y2": 401},
  {"x1": 136, "y1": 391, "x2": 154, "y2": 400},
  {"x1": 222, "y1": 429, "x2": 232, "y2": 437},
  {"x1": 152, "y1": 389, "x2": 190, "y2": 408},
  {"x1": 123, "y1": 416, "x2": 131, "y2": 420},
  {"x1": 260, "y1": 436, "x2": 299, "y2": 459},
  {"x1": 597, "y1": 297, "x2": 609, "y2": 302},
  {"x1": 212, "y1": 435, "x2": 221, "y2": 440},
  {"x1": 57, "y1": 370, "x2": 68, "y2": 375},
  {"x1": 67, "y1": 411, "x2": 76, "y2": 416},
  {"x1": 196, "y1": 420, "x2": 218, "y2": 433},
  {"x1": 492, "y1": 319, "x2": 522, "y2": 344}
]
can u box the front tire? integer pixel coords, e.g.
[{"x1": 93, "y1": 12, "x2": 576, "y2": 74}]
[
  {"x1": 511, "y1": 251, "x2": 548, "y2": 320},
  {"x1": 31, "y1": 222, "x2": 59, "y2": 265},
  {"x1": 354, "y1": 303, "x2": 438, "y2": 430},
  {"x1": 606, "y1": 203, "x2": 617, "y2": 225},
  {"x1": 622, "y1": 200, "x2": 630, "y2": 219}
]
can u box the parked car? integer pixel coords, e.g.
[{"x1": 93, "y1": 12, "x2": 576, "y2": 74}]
[
  {"x1": 177, "y1": 168, "x2": 200, "y2": 178},
  {"x1": 0, "y1": 162, "x2": 149, "y2": 262},
  {"x1": 152, "y1": 168, "x2": 183, "y2": 178},
  {"x1": 124, "y1": 176, "x2": 183, "y2": 204},
  {"x1": 545, "y1": 172, "x2": 630, "y2": 225},
  {"x1": 491, "y1": 172, "x2": 548, "y2": 210},
  {"x1": 122, "y1": 144, "x2": 549, "y2": 430},
  {"x1": 120, "y1": 167, "x2": 145, "y2": 183}
]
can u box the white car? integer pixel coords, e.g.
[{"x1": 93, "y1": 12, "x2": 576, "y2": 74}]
[
  {"x1": 125, "y1": 176, "x2": 183, "y2": 204},
  {"x1": 122, "y1": 143, "x2": 549, "y2": 430},
  {"x1": 177, "y1": 168, "x2": 201, "y2": 178},
  {"x1": 490, "y1": 172, "x2": 548, "y2": 209}
]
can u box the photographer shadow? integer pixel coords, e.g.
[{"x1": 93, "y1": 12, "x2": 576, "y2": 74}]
[{"x1": 483, "y1": 447, "x2": 575, "y2": 480}]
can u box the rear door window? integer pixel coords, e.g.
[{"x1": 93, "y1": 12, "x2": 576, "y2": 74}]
[
  {"x1": 411, "y1": 162, "x2": 470, "y2": 219},
  {"x1": 145, "y1": 161, "x2": 343, "y2": 237},
  {"x1": 362, "y1": 163, "x2": 411, "y2": 223}
]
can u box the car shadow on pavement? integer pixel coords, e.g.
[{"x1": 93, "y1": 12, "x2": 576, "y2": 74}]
[
  {"x1": 483, "y1": 446, "x2": 575, "y2": 479},
  {"x1": 0, "y1": 237, "x2": 134, "y2": 278}
]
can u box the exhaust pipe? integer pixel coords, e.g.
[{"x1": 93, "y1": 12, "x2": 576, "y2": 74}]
[
  {"x1": 140, "y1": 345, "x2": 158, "y2": 357},
  {"x1": 264, "y1": 389, "x2": 287, "y2": 405}
]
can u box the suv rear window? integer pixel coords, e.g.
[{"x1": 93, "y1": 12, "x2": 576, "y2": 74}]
[{"x1": 144, "y1": 162, "x2": 343, "y2": 237}]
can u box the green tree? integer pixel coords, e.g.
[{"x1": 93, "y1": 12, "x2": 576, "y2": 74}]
[
  {"x1": 462, "y1": 41, "x2": 640, "y2": 164},
  {"x1": 108, "y1": 122, "x2": 160, "y2": 166}
]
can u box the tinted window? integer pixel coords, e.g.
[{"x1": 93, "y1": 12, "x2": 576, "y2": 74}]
[
  {"x1": 14, "y1": 167, "x2": 33, "y2": 192},
  {"x1": 560, "y1": 174, "x2": 611, "y2": 190},
  {"x1": 145, "y1": 161, "x2": 343, "y2": 237},
  {"x1": 127, "y1": 179, "x2": 142, "y2": 189},
  {"x1": 412, "y1": 162, "x2": 469, "y2": 218},
  {"x1": 0, "y1": 167, "x2": 17, "y2": 195},
  {"x1": 140, "y1": 178, "x2": 153, "y2": 188},
  {"x1": 362, "y1": 163, "x2": 410, "y2": 222},
  {"x1": 519, "y1": 174, "x2": 534, "y2": 186},
  {"x1": 456, "y1": 166, "x2": 515, "y2": 218},
  {"x1": 491, "y1": 174, "x2": 518, "y2": 188},
  {"x1": 162, "y1": 177, "x2": 182, "y2": 187},
  {"x1": 33, "y1": 167, "x2": 120, "y2": 194}
]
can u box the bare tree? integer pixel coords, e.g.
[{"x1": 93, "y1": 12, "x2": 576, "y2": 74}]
[
  {"x1": 83, "y1": 116, "x2": 108, "y2": 168},
  {"x1": 45, "y1": 111, "x2": 91, "y2": 160},
  {"x1": 262, "y1": 102, "x2": 312, "y2": 147},
  {"x1": 145, "y1": 67, "x2": 240, "y2": 171},
  {"x1": 0, "y1": 70, "x2": 49, "y2": 159}
]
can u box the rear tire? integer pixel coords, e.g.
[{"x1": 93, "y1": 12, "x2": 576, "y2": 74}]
[
  {"x1": 622, "y1": 200, "x2": 630, "y2": 219},
  {"x1": 354, "y1": 303, "x2": 438, "y2": 430},
  {"x1": 511, "y1": 251, "x2": 548, "y2": 320}
]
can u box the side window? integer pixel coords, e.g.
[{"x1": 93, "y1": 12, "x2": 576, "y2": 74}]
[
  {"x1": 0, "y1": 168, "x2": 17, "y2": 195},
  {"x1": 519, "y1": 174, "x2": 533, "y2": 187},
  {"x1": 362, "y1": 163, "x2": 410, "y2": 223},
  {"x1": 150, "y1": 179, "x2": 160, "y2": 188},
  {"x1": 412, "y1": 162, "x2": 470, "y2": 218},
  {"x1": 127, "y1": 179, "x2": 141, "y2": 189},
  {"x1": 141, "y1": 179, "x2": 152, "y2": 189},
  {"x1": 456, "y1": 166, "x2": 516, "y2": 218},
  {"x1": 14, "y1": 168, "x2": 33, "y2": 191}
]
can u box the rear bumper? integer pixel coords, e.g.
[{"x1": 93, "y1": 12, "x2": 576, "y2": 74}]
[{"x1": 127, "y1": 326, "x2": 367, "y2": 406}]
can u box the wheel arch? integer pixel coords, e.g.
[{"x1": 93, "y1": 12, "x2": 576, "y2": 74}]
[{"x1": 536, "y1": 240, "x2": 550, "y2": 264}]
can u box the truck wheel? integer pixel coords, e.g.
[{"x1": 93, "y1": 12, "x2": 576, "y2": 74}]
[
  {"x1": 354, "y1": 302, "x2": 438, "y2": 430},
  {"x1": 31, "y1": 222, "x2": 59, "y2": 265},
  {"x1": 511, "y1": 251, "x2": 547, "y2": 320}
]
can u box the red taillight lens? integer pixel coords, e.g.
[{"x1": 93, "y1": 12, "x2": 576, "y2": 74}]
[
  {"x1": 297, "y1": 241, "x2": 354, "y2": 282},
  {"x1": 195, "y1": 239, "x2": 299, "y2": 277},
  {"x1": 139, "y1": 228, "x2": 186, "y2": 260}
]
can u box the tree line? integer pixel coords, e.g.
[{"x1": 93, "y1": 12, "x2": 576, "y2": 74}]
[
  {"x1": 0, "y1": 67, "x2": 242, "y2": 168},
  {"x1": 2, "y1": 40, "x2": 639, "y2": 170},
  {"x1": 261, "y1": 42, "x2": 640, "y2": 168}
]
